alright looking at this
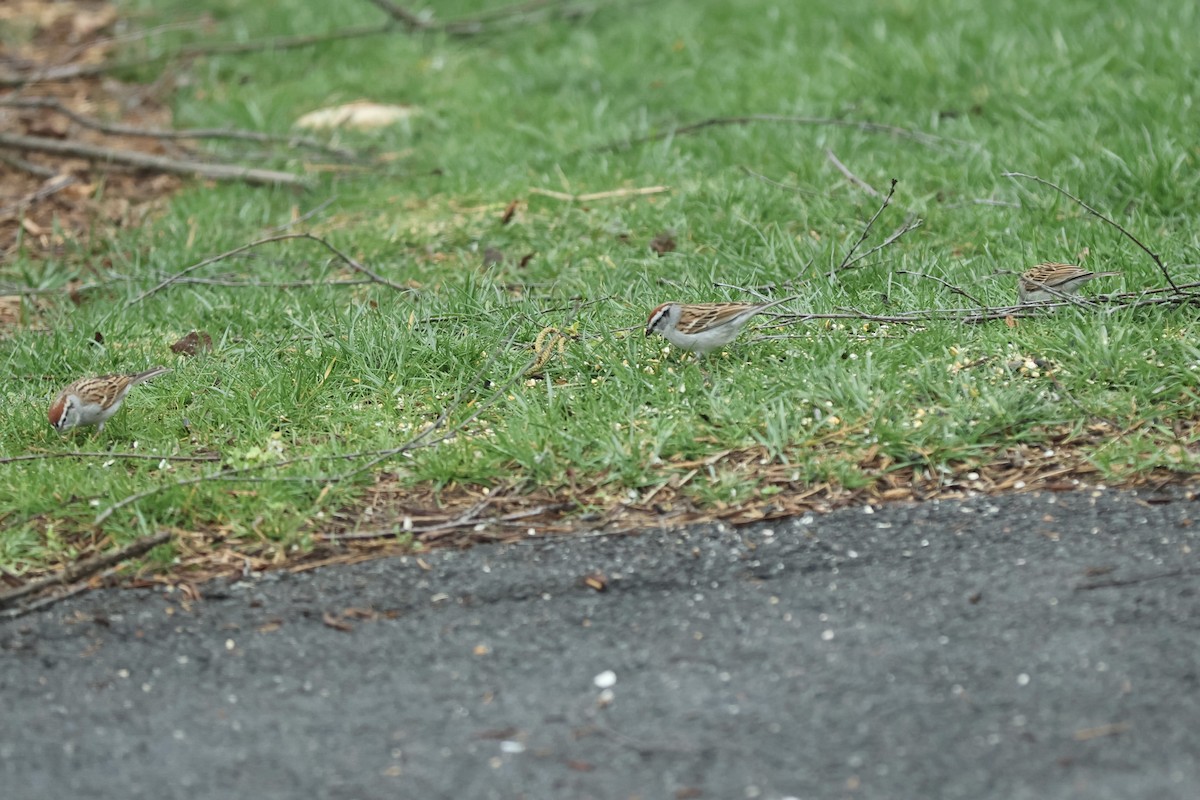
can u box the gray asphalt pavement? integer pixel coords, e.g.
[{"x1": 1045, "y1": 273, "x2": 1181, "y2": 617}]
[{"x1": 2, "y1": 488, "x2": 1198, "y2": 799}]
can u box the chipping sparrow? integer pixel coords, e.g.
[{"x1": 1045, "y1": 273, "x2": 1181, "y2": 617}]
[
  {"x1": 1018, "y1": 263, "x2": 1120, "y2": 304},
  {"x1": 645, "y1": 295, "x2": 801, "y2": 354},
  {"x1": 48, "y1": 366, "x2": 171, "y2": 433}
]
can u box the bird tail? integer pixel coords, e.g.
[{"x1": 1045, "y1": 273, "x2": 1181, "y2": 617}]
[{"x1": 130, "y1": 366, "x2": 172, "y2": 385}]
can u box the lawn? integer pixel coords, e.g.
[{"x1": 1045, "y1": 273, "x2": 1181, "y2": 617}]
[{"x1": 2, "y1": 0, "x2": 1199, "y2": 578}]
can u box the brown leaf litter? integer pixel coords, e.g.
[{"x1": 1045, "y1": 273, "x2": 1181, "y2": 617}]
[{"x1": 1, "y1": 1, "x2": 183, "y2": 268}]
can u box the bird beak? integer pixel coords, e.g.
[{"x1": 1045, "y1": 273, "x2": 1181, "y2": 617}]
[{"x1": 644, "y1": 327, "x2": 652, "y2": 337}]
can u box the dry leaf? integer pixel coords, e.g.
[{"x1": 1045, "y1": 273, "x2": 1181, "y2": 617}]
[
  {"x1": 295, "y1": 101, "x2": 422, "y2": 131},
  {"x1": 322, "y1": 611, "x2": 354, "y2": 632},
  {"x1": 170, "y1": 330, "x2": 213, "y2": 356},
  {"x1": 500, "y1": 199, "x2": 519, "y2": 225},
  {"x1": 650, "y1": 232, "x2": 677, "y2": 255},
  {"x1": 582, "y1": 572, "x2": 607, "y2": 592}
]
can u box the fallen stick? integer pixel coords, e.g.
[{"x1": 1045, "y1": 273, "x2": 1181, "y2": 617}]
[
  {"x1": 0, "y1": 530, "x2": 172, "y2": 609},
  {"x1": 0, "y1": 132, "x2": 308, "y2": 187}
]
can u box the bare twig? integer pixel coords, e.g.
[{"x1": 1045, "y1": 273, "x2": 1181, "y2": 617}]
[
  {"x1": 367, "y1": 0, "x2": 581, "y2": 36},
  {"x1": 0, "y1": 575, "x2": 103, "y2": 620},
  {"x1": 596, "y1": 114, "x2": 953, "y2": 153},
  {"x1": 738, "y1": 166, "x2": 818, "y2": 195},
  {"x1": 262, "y1": 197, "x2": 338, "y2": 235},
  {"x1": 0, "y1": 530, "x2": 172, "y2": 609},
  {"x1": 332, "y1": 503, "x2": 571, "y2": 541},
  {"x1": 829, "y1": 178, "x2": 899, "y2": 275},
  {"x1": 0, "y1": 98, "x2": 356, "y2": 159},
  {"x1": 0, "y1": 24, "x2": 396, "y2": 86},
  {"x1": 825, "y1": 149, "x2": 881, "y2": 197},
  {"x1": 127, "y1": 232, "x2": 413, "y2": 306},
  {"x1": 840, "y1": 216, "x2": 924, "y2": 272},
  {"x1": 171, "y1": 277, "x2": 375, "y2": 289},
  {"x1": 0, "y1": 132, "x2": 307, "y2": 187},
  {"x1": 1002, "y1": 172, "x2": 1181, "y2": 293},
  {"x1": 363, "y1": 0, "x2": 430, "y2": 30},
  {"x1": 896, "y1": 270, "x2": 983, "y2": 306},
  {"x1": 0, "y1": 0, "x2": 608, "y2": 88},
  {"x1": 0, "y1": 451, "x2": 220, "y2": 465},
  {"x1": 529, "y1": 185, "x2": 670, "y2": 202}
]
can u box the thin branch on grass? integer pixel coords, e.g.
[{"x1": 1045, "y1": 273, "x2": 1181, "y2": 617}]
[
  {"x1": 595, "y1": 114, "x2": 953, "y2": 153},
  {"x1": 0, "y1": 98, "x2": 356, "y2": 159},
  {"x1": 362, "y1": 0, "x2": 430, "y2": 30},
  {"x1": 0, "y1": 0, "x2": 611, "y2": 88},
  {"x1": 1002, "y1": 171, "x2": 1182, "y2": 294},
  {"x1": 332, "y1": 503, "x2": 571, "y2": 541},
  {"x1": 839, "y1": 215, "x2": 924, "y2": 273},
  {"x1": 127, "y1": 232, "x2": 413, "y2": 306},
  {"x1": 529, "y1": 185, "x2": 670, "y2": 202},
  {"x1": 367, "y1": 0, "x2": 584, "y2": 36},
  {"x1": 0, "y1": 23, "x2": 397, "y2": 86},
  {"x1": 896, "y1": 270, "x2": 983, "y2": 306},
  {"x1": 828, "y1": 178, "x2": 906, "y2": 276},
  {"x1": 0, "y1": 132, "x2": 307, "y2": 187},
  {"x1": 738, "y1": 166, "x2": 818, "y2": 195},
  {"x1": 171, "y1": 277, "x2": 377, "y2": 289},
  {"x1": 0, "y1": 451, "x2": 220, "y2": 465},
  {"x1": 825, "y1": 149, "x2": 881, "y2": 197},
  {"x1": 262, "y1": 197, "x2": 338, "y2": 235},
  {"x1": 712, "y1": 281, "x2": 776, "y2": 302},
  {"x1": 0, "y1": 530, "x2": 172, "y2": 610},
  {"x1": 433, "y1": 504, "x2": 573, "y2": 540}
]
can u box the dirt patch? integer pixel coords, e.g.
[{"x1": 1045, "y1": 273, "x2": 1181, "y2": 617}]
[{"x1": 0, "y1": 0, "x2": 182, "y2": 267}]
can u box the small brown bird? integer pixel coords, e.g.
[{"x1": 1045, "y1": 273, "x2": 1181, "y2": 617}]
[
  {"x1": 48, "y1": 367, "x2": 171, "y2": 433},
  {"x1": 645, "y1": 296, "x2": 802, "y2": 355},
  {"x1": 1018, "y1": 263, "x2": 1120, "y2": 304}
]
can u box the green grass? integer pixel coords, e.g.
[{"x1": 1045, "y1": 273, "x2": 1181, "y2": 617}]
[{"x1": 3, "y1": 0, "x2": 1200, "y2": 573}]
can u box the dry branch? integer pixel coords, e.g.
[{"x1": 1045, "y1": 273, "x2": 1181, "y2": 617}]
[
  {"x1": 896, "y1": 270, "x2": 983, "y2": 306},
  {"x1": 738, "y1": 166, "x2": 818, "y2": 195},
  {"x1": 840, "y1": 216, "x2": 924, "y2": 273},
  {"x1": 367, "y1": 0, "x2": 584, "y2": 36},
  {"x1": 0, "y1": 452, "x2": 220, "y2": 465},
  {"x1": 0, "y1": 530, "x2": 172, "y2": 611},
  {"x1": 825, "y1": 149, "x2": 881, "y2": 197},
  {"x1": 825, "y1": 178, "x2": 923, "y2": 277},
  {"x1": 1, "y1": 0, "x2": 603, "y2": 87},
  {"x1": 0, "y1": 97, "x2": 356, "y2": 159},
  {"x1": 0, "y1": 24, "x2": 396, "y2": 86},
  {"x1": 127, "y1": 232, "x2": 413, "y2": 306},
  {"x1": 0, "y1": 132, "x2": 308, "y2": 187},
  {"x1": 596, "y1": 114, "x2": 955, "y2": 153}
]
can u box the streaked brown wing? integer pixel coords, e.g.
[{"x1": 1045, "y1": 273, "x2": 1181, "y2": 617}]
[{"x1": 675, "y1": 303, "x2": 759, "y2": 334}]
